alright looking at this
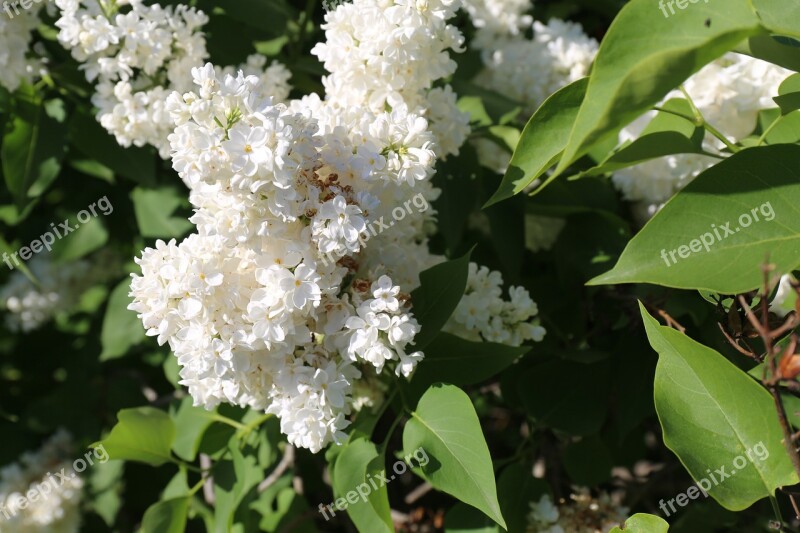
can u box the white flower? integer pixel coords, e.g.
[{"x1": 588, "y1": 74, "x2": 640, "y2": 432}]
[
  {"x1": 0, "y1": 6, "x2": 44, "y2": 92},
  {"x1": 224, "y1": 125, "x2": 271, "y2": 177},
  {"x1": 280, "y1": 264, "x2": 322, "y2": 311},
  {"x1": 0, "y1": 431, "x2": 84, "y2": 532},
  {"x1": 370, "y1": 275, "x2": 400, "y2": 313},
  {"x1": 611, "y1": 53, "x2": 791, "y2": 210}
]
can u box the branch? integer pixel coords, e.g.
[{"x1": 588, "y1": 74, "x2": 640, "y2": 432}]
[{"x1": 258, "y1": 445, "x2": 295, "y2": 492}]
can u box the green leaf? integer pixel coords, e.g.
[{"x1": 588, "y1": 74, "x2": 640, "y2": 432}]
[
  {"x1": 2, "y1": 99, "x2": 67, "y2": 208},
  {"x1": 590, "y1": 145, "x2": 800, "y2": 293},
  {"x1": 96, "y1": 407, "x2": 176, "y2": 466},
  {"x1": 563, "y1": 436, "x2": 614, "y2": 486},
  {"x1": 410, "y1": 249, "x2": 473, "y2": 350},
  {"x1": 403, "y1": 384, "x2": 505, "y2": 528},
  {"x1": 736, "y1": 35, "x2": 800, "y2": 73},
  {"x1": 85, "y1": 460, "x2": 124, "y2": 526},
  {"x1": 433, "y1": 147, "x2": 480, "y2": 254},
  {"x1": 200, "y1": 0, "x2": 294, "y2": 36},
  {"x1": 774, "y1": 73, "x2": 800, "y2": 115},
  {"x1": 485, "y1": 78, "x2": 588, "y2": 206},
  {"x1": 131, "y1": 187, "x2": 193, "y2": 239},
  {"x1": 496, "y1": 466, "x2": 549, "y2": 533},
  {"x1": 452, "y1": 80, "x2": 521, "y2": 126},
  {"x1": 444, "y1": 503, "x2": 499, "y2": 532},
  {"x1": 100, "y1": 279, "x2": 147, "y2": 360},
  {"x1": 553, "y1": 0, "x2": 762, "y2": 177},
  {"x1": 331, "y1": 439, "x2": 393, "y2": 533},
  {"x1": 751, "y1": 0, "x2": 800, "y2": 40},
  {"x1": 405, "y1": 333, "x2": 528, "y2": 404},
  {"x1": 517, "y1": 358, "x2": 610, "y2": 435},
  {"x1": 67, "y1": 111, "x2": 156, "y2": 185},
  {"x1": 170, "y1": 396, "x2": 217, "y2": 461},
  {"x1": 50, "y1": 213, "x2": 109, "y2": 264},
  {"x1": 141, "y1": 497, "x2": 190, "y2": 533},
  {"x1": 252, "y1": 480, "x2": 315, "y2": 532},
  {"x1": 641, "y1": 304, "x2": 798, "y2": 510},
  {"x1": 213, "y1": 437, "x2": 264, "y2": 533},
  {"x1": 609, "y1": 513, "x2": 669, "y2": 533},
  {"x1": 574, "y1": 99, "x2": 706, "y2": 179},
  {"x1": 0, "y1": 234, "x2": 36, "y2": 283}
]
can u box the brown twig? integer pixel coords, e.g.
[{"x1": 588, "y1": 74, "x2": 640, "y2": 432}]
[
  {"x1": 739, "y1": 267, "x2": 800, "y2": 519},
  {"x1": 717, "y1": 322, "x2": 759, "y2": 359},
  {"x1": 653, "y1": 307, "x2": 686, "y2": 333}
]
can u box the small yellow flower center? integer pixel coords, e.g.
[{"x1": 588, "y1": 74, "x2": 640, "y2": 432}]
[{"x1": 244, "y1": 144, "x2": 253, "y2": 153}]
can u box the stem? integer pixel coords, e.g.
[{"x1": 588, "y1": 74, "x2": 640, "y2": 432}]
[
  {"x1": 678, "y1": 85, "x2": 740, "y2": 153},
  {"x1": 772, "y1": 387, "x2": 800, "y2": 482},
  {"x1": 758, "y1": 115, "x2": 784, "y2": 146},
  {"x1": 771, "y1": 494, "x2": 786, "y2": 532},
  {"x1": 211, "y1": 414, "x2": 247, "y2": 431},
  {"x1": 236, "y1": 413, "x2": 273, "y2": 447},
  {"x1": 739, "y1": 269, "x2": 800, "y2": 499},
  {"x1": 652, "y1": 106, "x2": 698, "y2": 125},
  {"x1": 380, "y1": 411, "x2": 404, "y2": 452},
  {"x1": 703, "y1": 122, "x2": 740, "y2": 153},
  {"x1": 188, "y1": 477, "x2": 206, "y2": 496}
]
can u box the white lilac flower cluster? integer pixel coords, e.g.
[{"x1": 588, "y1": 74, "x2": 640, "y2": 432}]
[
  {"x1": 462, "y1": 0, "x2": 533, "y2": 47},
  {"x1": 214, "y1": 54, "x2": 292, "y2": 105},
  {"x1": 527, "y1": 490, "x2": 628, "y2": 533},
  {"x1": 129, "y1": 0, "x2": 545, "y2": 453},
  {"x1": 130, "y1": 66, "x2": 431, "y2": 453},
  {"x1": 474, "y1": 18, "x2": 598, "y2": 117},
  {"x1": 446, "y1": 263, "x2": 545, "y2": 345},
  {"x1": 612, "y1": 53, "x2": 792, "y2": 211},
  {"x1": 0, "y1": 431, "x2": 83, "y2": 533},
  {"x1": 310, "y1": 0, "x2": 470, "y2": 158},
  {"x1": 0, "y1": 6, "x2": 44, "y2": 92},
  {"x1": 0, "y1": 257, "x2": 94, "y2": 333},
  {"x1": 54, "y1": 0, "x2": 292, "y2": 158},
  {"x1": 467, "y1": 6, "x2": 598, "y2": 176},
  {"x1": 54, "y1": 0, "x2": 209, "y2": 157}
]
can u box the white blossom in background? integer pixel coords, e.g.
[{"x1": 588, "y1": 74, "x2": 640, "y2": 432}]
[
  {"x1": 467, "y1": 15, "x2": 598, "y2": 173},
  {"x1": 612, "y1": 53, "x2": 792, "y2": 213},
  {"x1": 0, "y1": 257, "x2": 92, "y2": 333},
  {"x1": 0, "y1": 7, "x2": 44, "y2": 92},
  {"x1": 54, "y1": 0, "x2": 290, "y2": 158},
  {"x1": 525, "y1": 213, "x2": 565, "y2": 253},
  {"x1": 475, "y1": 18, "x2": 598, "y2": 116},
  {"x1": 527, "y1": 489, "x2": 628, "y2": 533},
  {"x1": 462, "y1": 0, "x2": 533, "y2": 47},
  {"x1": 445, "y1": 263, "x2": 545, "y2": 345},
  {"x1": 771, "y1": 274, "x2": 797, "y2": 318},
  {"x1": 130, "y1": 0, "x2": 545, "y2": 453},
  {"x1": 0, "y1": 430, "x2": 83, "y2": 533}
]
